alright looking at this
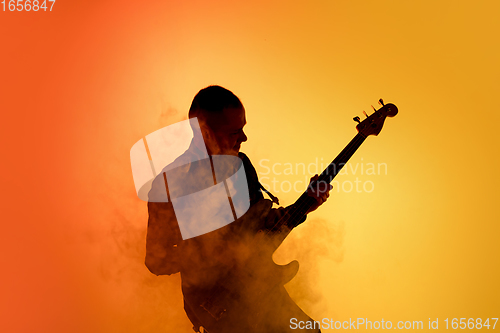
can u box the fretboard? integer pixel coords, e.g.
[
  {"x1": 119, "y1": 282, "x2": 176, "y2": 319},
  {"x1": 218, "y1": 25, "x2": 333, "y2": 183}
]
[{"x1": 279, "y1": 132, "x2": 367, "y2": 229}]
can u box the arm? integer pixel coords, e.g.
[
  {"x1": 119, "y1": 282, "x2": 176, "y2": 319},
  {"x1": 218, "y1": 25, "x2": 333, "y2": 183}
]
[
  {"x1": 145, "y1": 201, "x2": 183, "y2": 276},
  {"x1": 265, "y1": 174, "x2": 332, "y2": 229}
]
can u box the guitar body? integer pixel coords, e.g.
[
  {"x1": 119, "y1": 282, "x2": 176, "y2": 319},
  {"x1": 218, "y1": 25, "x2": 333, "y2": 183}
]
[{"x1": 180, "y1": 205, "x2": 318, "y2": 333}]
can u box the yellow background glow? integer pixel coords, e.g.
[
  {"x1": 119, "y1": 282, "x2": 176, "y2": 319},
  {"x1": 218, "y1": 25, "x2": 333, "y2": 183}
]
[{"x1": 1, "y1": 0, "x2": 498, "y2": 332}]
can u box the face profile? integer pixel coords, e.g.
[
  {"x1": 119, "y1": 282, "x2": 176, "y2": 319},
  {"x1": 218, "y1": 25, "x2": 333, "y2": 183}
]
[{"x1": 199, "y1": 106, "x2": 248, "y2": 156}]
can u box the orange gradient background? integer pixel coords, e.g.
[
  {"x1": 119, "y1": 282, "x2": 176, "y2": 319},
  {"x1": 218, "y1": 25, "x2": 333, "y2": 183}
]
[{"x1": 1, "y1": 0, "x2": 499, "y2": 332}]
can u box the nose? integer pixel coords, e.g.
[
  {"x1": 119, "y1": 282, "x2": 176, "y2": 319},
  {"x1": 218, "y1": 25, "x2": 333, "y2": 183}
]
[{"x1": 240, "y1": 129, "x2": 247, "y2": 143}]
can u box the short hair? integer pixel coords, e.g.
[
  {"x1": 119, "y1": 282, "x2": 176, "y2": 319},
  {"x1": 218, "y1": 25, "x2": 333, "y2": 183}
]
[{"x1": 188, "y1": 85, "x2": 243, "y2": 119}]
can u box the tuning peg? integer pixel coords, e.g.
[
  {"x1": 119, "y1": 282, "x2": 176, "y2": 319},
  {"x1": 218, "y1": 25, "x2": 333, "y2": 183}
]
[
  {"x1": 378, "y1": 98, "x2": 385, "y2": 106},
  {"x1": 353, "y1": 116, "x2": 361, "y2": 124},
  {"x1": 363, "y1": 111, "x2": 369, "y2": 118},
  {"x1": 371, "y1": 105, "x2": 377, "y2": 112}
]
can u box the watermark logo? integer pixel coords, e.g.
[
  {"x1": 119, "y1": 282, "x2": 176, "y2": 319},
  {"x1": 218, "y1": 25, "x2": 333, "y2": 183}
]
[
  {"x1": 259, "y1": 158, "x2": 388, "y2": 194},
  {"x1": 130, "y1": 118, "x2": 250, "y2": 240}
]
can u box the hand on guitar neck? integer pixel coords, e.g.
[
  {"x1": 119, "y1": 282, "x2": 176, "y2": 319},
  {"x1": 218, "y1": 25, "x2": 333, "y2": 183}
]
[{"x1": 305, "y1": 174, "x2": 333, "y2": 214}]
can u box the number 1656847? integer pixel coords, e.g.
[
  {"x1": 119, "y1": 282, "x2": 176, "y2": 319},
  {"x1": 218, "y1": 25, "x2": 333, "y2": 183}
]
[
  {"x1": 444, "y1": 318, "x2": 498, "y2": 329},
  {"x1": 2, "y1": 0, "x2": 56, "y2": 11}
]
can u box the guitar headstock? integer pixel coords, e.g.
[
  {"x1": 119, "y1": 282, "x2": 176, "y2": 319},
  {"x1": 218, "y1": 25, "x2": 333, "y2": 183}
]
[{"x1": 354, "y1": 99, "x2": 398, "y2": 137}]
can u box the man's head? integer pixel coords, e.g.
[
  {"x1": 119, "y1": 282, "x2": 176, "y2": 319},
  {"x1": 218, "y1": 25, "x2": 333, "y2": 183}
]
[{"x1": 189, "y1": 85, "x2": 247, "y2": 156}]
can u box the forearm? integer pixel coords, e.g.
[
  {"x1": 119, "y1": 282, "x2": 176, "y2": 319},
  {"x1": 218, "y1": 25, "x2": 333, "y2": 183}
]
[
  {"x1": 284, "y1": 204, "x2": 307, "y2": 227},
  {"x1": 145, "y1": 201, "x2": 182, "y2": 275},
  {"x1": 263, "y1": 204, "x2": 307, "y2": 231}
]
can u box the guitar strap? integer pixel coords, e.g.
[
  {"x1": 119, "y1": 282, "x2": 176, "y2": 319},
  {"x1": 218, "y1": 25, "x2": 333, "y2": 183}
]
[
  {"x1": 258, "y1": 182, "x2": 280, "y2": 205},
  {"x1": 259, "y1": 180, "x2": 308, "y2": 227}
]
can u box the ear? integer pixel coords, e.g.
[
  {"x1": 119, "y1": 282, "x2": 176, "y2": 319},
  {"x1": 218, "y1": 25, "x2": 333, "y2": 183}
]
[
  {"x1": 199, "y1": 122, "x2": 220, "y2": 155},
  {"x1": 200, "y1": 123, "x2": 213, "y2": 142}
]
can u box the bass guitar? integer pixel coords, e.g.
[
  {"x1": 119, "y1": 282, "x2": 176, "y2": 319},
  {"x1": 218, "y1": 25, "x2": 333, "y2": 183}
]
[{"x1": 184, "y1": 100, "x2": 398, "y2": 333}]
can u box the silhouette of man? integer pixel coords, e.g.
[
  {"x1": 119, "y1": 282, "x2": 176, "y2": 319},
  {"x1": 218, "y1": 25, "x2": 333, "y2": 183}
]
[{"x1": 146, "y1": 86, "x2": 330, "y2": 333}]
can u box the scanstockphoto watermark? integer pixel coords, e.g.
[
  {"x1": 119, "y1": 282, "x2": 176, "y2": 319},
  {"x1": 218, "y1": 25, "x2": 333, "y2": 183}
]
[
  {"x1": 290, "y1": 318, "x2": 424, "y2": 330},
  {"x1": 290, "y1": 318, "x2": 499, "y2": 330},
  {"x1": 258, "y1": 158, "x2": 388, "y2": 194}
]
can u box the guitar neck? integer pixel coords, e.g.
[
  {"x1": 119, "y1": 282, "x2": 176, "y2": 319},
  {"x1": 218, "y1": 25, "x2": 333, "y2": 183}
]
[
  {"x1": 286, "y1": 132, "x2": 367, "y2": 227},
  {"x1": 266, "y1": 101, "x2": 397, "y2": 233}
]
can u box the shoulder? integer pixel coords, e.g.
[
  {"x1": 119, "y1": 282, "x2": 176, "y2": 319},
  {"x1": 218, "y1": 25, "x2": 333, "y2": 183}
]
[{"x1": 148, "y1": 144, "x2": 201, "y2": 202}]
